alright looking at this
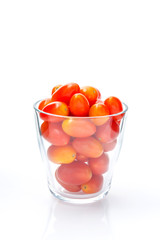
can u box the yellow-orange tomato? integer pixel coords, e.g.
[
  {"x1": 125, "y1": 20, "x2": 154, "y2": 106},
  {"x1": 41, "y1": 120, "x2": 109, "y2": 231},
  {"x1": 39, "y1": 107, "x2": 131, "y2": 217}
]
[
  {"x1": 51, "y1": 84, "x2": 62, "y2": 95},
  {"x1": 69, "y1": 93, "x2": 90, "y2": 116},
  {"x1": 55, "y1": 169, "x2": 81, "y2": 192},
  {"x1": 41, "y1": 121, "x2": 70, "y2": 146},
  {"x1": 62, "y1": 119, "x2": 96, "y2": 138},
  {"x1": 57, "y1": 161, "x2": 92, "y2": 185},
  {"x1": 89, "y1": 103, "x2": 110, "y2": 126},
  {"x1": 88, "y1": 153, "x2": 109, "y2": 175},
  {"x1": 80, "y1": 86, "x2": 98, "y2": 106},
  {"x1": 81, "y1": 175, "x2": 103, "y2": 194},
  {"x1": 40, "y1": 101, "x2": 69, "y2": 122},
  {"x1": 72, "y1": 137, "x2": 103, "y2": 158},
  {"x1": 47, "y1": 145, "x2": 76, "y2": 164},
  {"x1": 38, "y1": 98, "x2": 51, "y2": 110}
]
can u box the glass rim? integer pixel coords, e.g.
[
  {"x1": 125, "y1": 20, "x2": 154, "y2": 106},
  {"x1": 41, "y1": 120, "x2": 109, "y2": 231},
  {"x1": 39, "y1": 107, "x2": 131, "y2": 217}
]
[{"x1": 33, "y1": 99, "x2": 128, "y2": 119}]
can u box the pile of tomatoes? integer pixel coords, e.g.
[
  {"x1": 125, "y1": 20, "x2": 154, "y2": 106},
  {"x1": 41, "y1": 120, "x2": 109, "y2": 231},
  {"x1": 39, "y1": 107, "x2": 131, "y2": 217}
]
[{"x1": 38, "y1": 83, "x2": 123, "y2": 194}]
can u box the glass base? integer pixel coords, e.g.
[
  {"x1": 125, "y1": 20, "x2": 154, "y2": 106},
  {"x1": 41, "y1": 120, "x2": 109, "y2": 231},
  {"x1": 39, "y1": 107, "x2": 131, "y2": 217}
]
[{"x1": 48, "y1": 182, "x2": 111, "y2": 204}]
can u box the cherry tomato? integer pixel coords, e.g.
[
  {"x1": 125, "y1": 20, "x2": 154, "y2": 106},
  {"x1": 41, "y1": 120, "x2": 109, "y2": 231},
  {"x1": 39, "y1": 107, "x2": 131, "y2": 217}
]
[
  {"x1": 40, "y1": 101, "x2": 69, "y2": 122},
  {"x1": 89, "y1": 103, "x2": 110, "y2": 126},
  {"x1": 62, "y1": 119, "x2": 96, "y2": 138},
  {"x1": 81, "y1": 175, "x2": 103, "y2": 194},
  {"x1": 47, "y1": 145, "x2": 76, "y2": 164},
  {"x1": 51, "y1": 84, "x2": 62, "y2": 95},
  {"x1": 95, "y1": 118, "x2": 119, "y2": 143},
  {"x1": 41, "y1": 121, "x2": 70, "y2": 146},
  {"x1": 38, "y1": 98, "x2": 51, "y2": 110},
  {"x1": 76, "y1": 153, "x2": 88, "y2": 162},
  {"x1": 51, "y1": 83, "x2": 80, "y2": 104},
  {"x1": 72, "y1": 136, "x2": 103, "y2": 158},
  {"x1": 88, "y1": 153, "x2": 109, "y2": 175},
  {"x1": 102, "y1": 139, "x2": 117, "y2": 152},
  {"x1": 69, "y1": 93, "x2": 90, "y2": 116},
  {"x1": 104, "y1": 96, "x2": 123, "y2": 122},
  {"x1": 57, "y1": 161, "x2": 92, "y2": 185},
  {"x1": 55, "y1": 169, "x2": 81, "y2": 192},
  {"x1": 80, "y1": 86, "x2": 98, "y2": 105}
]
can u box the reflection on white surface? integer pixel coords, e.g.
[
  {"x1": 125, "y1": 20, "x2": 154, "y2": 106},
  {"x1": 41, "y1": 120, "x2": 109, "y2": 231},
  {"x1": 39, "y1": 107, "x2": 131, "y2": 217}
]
[{"x1": 42, "y1": 198, "x2": 112, "y2": 240}]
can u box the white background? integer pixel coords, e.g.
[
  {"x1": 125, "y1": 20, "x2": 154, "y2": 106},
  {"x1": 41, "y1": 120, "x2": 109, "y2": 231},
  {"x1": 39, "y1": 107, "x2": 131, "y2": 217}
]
[{"x1": 0, "y1": 0, "x2": 160, "y2": 239}]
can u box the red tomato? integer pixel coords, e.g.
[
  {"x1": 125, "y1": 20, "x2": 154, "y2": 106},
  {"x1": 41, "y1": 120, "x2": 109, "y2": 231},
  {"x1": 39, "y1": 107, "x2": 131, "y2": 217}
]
[
  {"x1": 62, "y1": 119, "x2": 96, "y2": 138},
  {"x1": 81, "y1": 175, "x2": 103, "y2": 194},
  {"x1": 55, "y1": 169, "x2": 81, "y2": 192},
  {"x1": 40, "y1": 101, "x2": 69, "y2": 122},
  {"x1": 102, "y1": 139, "x2": 117, "y2": 152},
  {"x1": 47, "y1": 145, "x2": 76, "y2": 164},
  {"x1": 80, "y1": 86, "x2": 98, "y2": 105},
  {"x1": 95, "y1": 118, "x2": 119, "y2": 143},
  {"x1": 69, "y1": 93, "x2": 90, "y2": 116},
  {"x1": 89, "y1": 103, "x2": 110, "y2": 126},
  {"x1": 41, "y1": 121, "x2": 70, "y2": 146},
  {"x1": 88, "y1": 153, "x2": 109, "y2": 175},
  {"x1": 51, "y1": 84, "x2": 62, "y2": 95},
  {"x1": 104, "y1": 96, "x2": 123, "y2": 122},
  {"x1": 76, "y1": 153, "x2": 88, "y2": 162},
  {"x1": 57, "y1": 161, "x2": 92, "y2": 185},
  {"x1": 72, "y1": 136, "x2": 103, "y2": 158},
  {"x1": 51, "y1": 83, "x2": 80, "y2": 104},
  {"x1": 38, "y1": 98, "x2": 51, "y2": 110}
]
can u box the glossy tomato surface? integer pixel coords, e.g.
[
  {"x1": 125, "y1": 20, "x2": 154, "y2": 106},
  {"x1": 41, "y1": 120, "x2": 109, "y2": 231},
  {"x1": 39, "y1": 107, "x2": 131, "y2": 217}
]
[
  {"x1": 41, "y1": 121, "x2": 70, "y2": 146},
  {"x1": 51, "y1": 83, "x2": 80, "y2": 104},
  {"x1": 38, "y1": 98, "x2": 51, "y2": 110},
  {"x1": 88, "y1": 153, "x2": 109, "y2": 175},
  {"x1": 80, "y1": 86, "x2": 98, "y2": 106},
  {"x1": 40, "y1": 101, "x2": 69, "y2": 122},
  {"x1": 81, "y1": 175, "x2": 103, "y2": 194},
  {"x1": 89, "y1": 103, "x2": 110, "y2": 126},
  {"x1": 104, "y1": 96, "x2": 123, "y2": 122},
  {"x1": 57, "y1": 161, "x2": 92, "y2": 185},
  {"x1": 72, "y1": 136, "x2": 103, "y2": 158},
  {"x1": 69, "y1": 93, "x2": 90, "y2": 116},
  {"x1": 51, "y1": 84, "x2": 62, "y2": 95}
]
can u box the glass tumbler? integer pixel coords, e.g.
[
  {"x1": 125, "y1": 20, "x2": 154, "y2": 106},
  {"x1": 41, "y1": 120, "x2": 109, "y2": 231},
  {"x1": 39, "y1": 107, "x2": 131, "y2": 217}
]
[{"x1": 34, "y1": 100, "x2": 128, "y2": 204}]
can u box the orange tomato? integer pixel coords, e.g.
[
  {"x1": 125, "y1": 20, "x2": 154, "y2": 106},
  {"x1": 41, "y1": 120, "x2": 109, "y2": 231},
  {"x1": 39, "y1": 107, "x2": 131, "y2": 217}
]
[
  {"x1": 89, "y1": 103, "x2": 110, "y2": 126},
  {"x1": 38, "y1": 98, "x2": 51, "y2": 110},
  {"x1": 69, "y1": 93, "x2": 90, "y2": 116},
  {"x1": 57, "y1": 161, "x2": 92, "y2": 185},
  {"x1": 40, "y1": 101, "x2": 69, "y2": 122},
  {"x1": 55, "y1": 169, "x2": 81, "y2": 192},
  {"x1": 88, "y1": 153, "x2": 109, "y2": 175},
  {"x1": 47, "y1": 145, "x2": 76, "y2": 164},
  {"x1": 51, "y1": 84, "x2": 62, "y2": 95},
  {"x1": 72, "y1": 136, "x2": 103, "y2": 158},
  {"x1": 102, "y1": 139, "x2": 117, "y2": 152},
  {"x1": 95, "y1": 118, "x2": 119, "y2": 143},
  {"x1": 76, "y1": 153, "x2": 88, "y2": 162},
  {"x1": 81, "y1": 175, "x2": 103, "y2": 194},
  {"x1": 80, "y1": 86, "x2": 98, "y2": 106},
  {"x1": 62, "y1": 119, "x2": 96, "y2": 138},
  {"x1": 41, "y1": 121, "x2": 70, "y2": 146},
  {"x1": 51, "y1": 83, "x2": 80, "y2": 104},
  {"x1": 104, "y1": 96, "x2": 123, "y2": 122}
]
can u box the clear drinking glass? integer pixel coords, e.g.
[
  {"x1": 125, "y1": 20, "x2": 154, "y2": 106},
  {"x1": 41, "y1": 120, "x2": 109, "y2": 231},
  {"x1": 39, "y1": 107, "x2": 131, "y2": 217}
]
[{"x1": 34, "y1": 100, "x2": 128, "y2": 204}]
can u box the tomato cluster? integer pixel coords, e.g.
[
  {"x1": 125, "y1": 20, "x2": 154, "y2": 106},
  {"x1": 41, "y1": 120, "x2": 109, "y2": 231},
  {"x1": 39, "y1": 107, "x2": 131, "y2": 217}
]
[{"x1": 38, "y1": 83, "x2": 123, "y2": 194}]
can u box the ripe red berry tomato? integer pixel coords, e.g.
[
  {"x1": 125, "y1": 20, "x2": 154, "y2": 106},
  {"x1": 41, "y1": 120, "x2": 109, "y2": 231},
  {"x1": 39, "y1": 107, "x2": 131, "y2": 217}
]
[
  {"x1": 51, "y1": 84, "x2": 62, "y2": 95},
  {"x1": 38, "y1": 98, "x2": 51, "y2": 110},
  {"x1": 80, "y1": 86, "x2": 98, "y2": 106},
  {"x1": 104, "y1": 96, "x2": 123, "y2": 122},
  {"x1": 69, "y1": 93, "x2": 90, "y2": 116},
  {"x1": 89, "y1": 103, "x2": 110, "y2": 126}
]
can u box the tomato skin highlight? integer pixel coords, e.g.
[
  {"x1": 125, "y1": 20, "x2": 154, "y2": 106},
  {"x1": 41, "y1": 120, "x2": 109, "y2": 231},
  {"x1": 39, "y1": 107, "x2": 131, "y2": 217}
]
[
  {"x1": 38, "y1": 98, "x2": 51, "y2": 110},
  {"x1": 51, "y1": 84, "x2": 62, "y2": 95},
  {"x1": 62, "y1": 119, "x2": 96, "y2": 138},
  {"x1": 57, "y1": 161, "x2": 92, "y2": 185},
  {"x1": 80, "y1": 86, "x2": 98, "y2": 106},
  {"x1": 72, "y1": 136, "x2": 103, "y2": 158},
  {"x1": 69, "y1": 93, "x2": 90, "y2": 116},
  {"x1": 55, "y1": 169, "x2": 81, "y2": 192},
  {"x1": 102, "y1": 139, "x2": 117, "y2": 152},
  {"x1": 47, "y1": 145, "x2": 76, "y2": 164},
  {"x1": 104, "y1": 96, "x2": 123, "y2": 122},
  {"x1": 51, "y1": 83, "x2": 80, "y2": 104},
  {"x1": 95, "y1": 118, "x2": 119, "y2": 143},
  {"x1": 81, "y1": 175, "x2": 103, "y2": 194},
  {"x1": 89, "y1": 103, "x2": 110, "y2": 126},
  {"x1": 40, "y1": 101, "x2": 69, "y2": 122},
  {"x1": 96, "y1": 88, "x2": 101, "y2": 99},
  {"x1": 41, "y1": 121, "x2": 70, "y2": 146},
  {"x1": 88, "y1": 153, "x2": 109, "y2": 175}
]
